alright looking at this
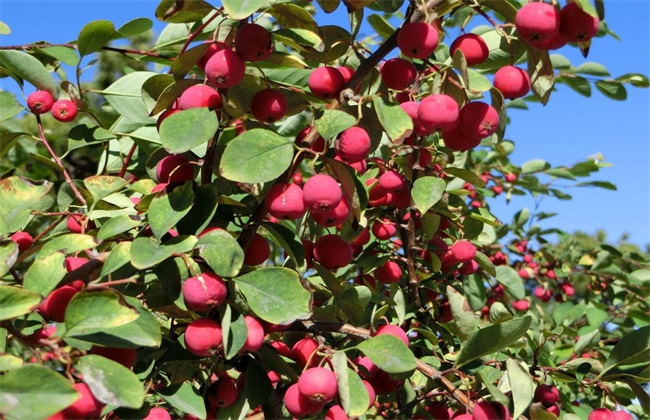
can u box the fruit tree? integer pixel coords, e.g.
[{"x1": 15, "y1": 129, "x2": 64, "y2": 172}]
[{"x1": 0, "y1": 1, "x2": 648, "y2": 419}]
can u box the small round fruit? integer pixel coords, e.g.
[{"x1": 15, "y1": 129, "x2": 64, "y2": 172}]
[
  {"x1": 244, "y1": 233, "x2": 270, "y2": 266},
  {"x1": 208, "y1": 376, "x2": 239, "y2": 408},
  {"x1": 559, "y1": 2, "x2": 600, "y2": 43},
  {"x1": 38, "y1": 285, "x2": 78, "y2": 323},
  {"x1": 399, "y1": 101, "x2": 430, "y2": 136},
  {"x1": 325, "y1": 405, "x2": 348, "y2": 420},
  {"x1": 197, "y1": 41, "x2": 227, "y2": 70},
  {"x1": 90, "y1": 346, "x2": 137, "y2": 369},
  {"x1": 374, "y1": 260, "x2": 402, "y2": 284},
  {"x1": 379, "y1": 170, "x2": 406, "y2": 192},
  {"x1": 449, "y1": 33, "x2": 489, "y2": 66},
  {"x1": 472, "y1": 401, "x2": 510, "y2": 420},
  {"x1": 303, "y1": 174, "x2": 342, "y2": 212},
  {"x1": 311, "y1": 196, "x2": 350, "y2": 227},
  {"x1": 235, "y1": 23, "x2": 272, "y2": 62},
  {"x1": 337, "y1": 66, "x2": 355, "y2": 85},
  {"x1": 459, "y1": 102, "x2": 500, "y2": 139},
  {"x1": 184, "y1": 318, "x2": 223, "y2": 357},
  {"x1": 204, "y1": 49, "x2": 246, "y2": 88},
  {"x1": 450, "y1": 240, "x2": 476, "y2": 263},
  {"x1": 10, "y1": 231, "x2": 33, "y2": 253},
  {"x1": 179, "y1": 84, "x2": 222, "y2": 110},
  {"x1": 298, "y1": 367, "x2": 338, "y2": 403},
  {"x1": 371, "y1": 218, "x2": 397, "y2": 241},
  {"x1": 375, "y1": 324, "x2": 409, "y2": 346},
  {"x1": 417, "y1": 94, "x2": 460, "y2": 132},
  {"x1": 250, "y1": 88, "x2": 287, "y2": 122},
  {"x1": 588, "y1": 408, "x2": 615, "y2": 420},
  {"x1": 283, "y1": 383, "x2": 324, "y2": 417},
  {"x1": 182, "y1": 272, "x2": 228, "y2": 312},
  {"x1": 362, "y1": 380, "x2": 376, "y2": 408},
  {"x1": 292, "y1": 336, "x2": 319, "y2": 368},
  {"x1": 534, "y1": 384, "x2": 560, "y2": 407},
  {"x1": 156, "y1": 154, "x2": 195, "y2": 184},
  {"x1": 515, "y1": 2, "x2": 561, "y2": 44},
  {"x1": 143, "y1": 407, "x2": 172, "y2": 420},
  {"x1": 295, "y1": 126, "x2": 326, "y2": 153},
  {"x1": 512, "y1": 299, "x2": 530, "y2": 311},
  {"x1": 397, "y1": 22, "x2": 439, "y2": 59},
  {"x1": 336, "y1": 126, "x2": 371, "y2": 163},
  {"x1": 62, "y1": 383, "x2": 105, "y2": 419},
  {"x1": 494, "y1": 65, "x2": 531, "y2": 99},
  {"x1": 309, "y1": 66, "x2": 345, "y2": 100},
  {"x1": 380, "y1": 58, "x2": 417, "y2": 90},
  {"x1": 313, "y1": 234, "x2": 353, "y2": 270},
  {"x1": 266, "y1": 183, "x2": 306, "y2": 220},
  {"x1": 27, "y1": 90, "x2": 54, "y2": 114},
  {"x1": 51, "y1": 99, "x2": 78, "y2": 122},
  {"x1": 242, "y1": 315, "x2": 265, "y2": 352}
]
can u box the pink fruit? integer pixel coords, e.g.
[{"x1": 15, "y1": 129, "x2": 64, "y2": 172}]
[
  {"x1": 337, "y1": 66, "x2": 355, "y2": 85},
  {"x1": 505, "y1": 173, "x2": 518, "y2": 183},
  {"x1": 418, "y1": 94, "x2": 460, "y2": 132},
  {"x1": 184, "y1": 318, "x2": 223, "y2": 357},
  {"x1": 588, "y1": 408, "x2": 615, "y2": 420},
  {"x1": 362, "y1": 380, "x2": 376, "y2": 408},
  {"x1": 27, "y1": 90, "x2": 54, "y2": 114},
  {"x1": 235, "y1": 23, "x2": 272, "y2": 62},
  {"x1": 374, "y1": 260, "x2": 402, "y2": 284},
  {"x1": 472, "y1": 401, "x2": 509, "y2": 420},
  {"x1": 61, "y1": 383, "x2": 105, "y2": 419},
  {"x1": 356, "y1": 356, "x2": 378, "y2": 379},
  {"x1": 179, "y1": 84, "x2": 222, "y2": 110},
  {"x1": 449, "y1": 33, "x2": 489, "y2": 66},
  {"x1": 208, "y1": 376, "x2": 238, "y2": 408},
  {"x1": 143, "y1": 407, "x2": 172, "y2": 420},
  {"x1": 547, "y1": 404, "x2": 561, "y2": 416},
  {"x1": 375, "y1": 324, "x2": 409, "y2": 346},
  {"x1": 368, "y1": 369, "x2": 404, "y2": 394},
  {"x1": 204, "y1": 49, "x2": 246, "y2": 88},
  {"x1": 534, "y1": 30, "x2": 568, "y2": 50},
  {"x1": 10, "y1": 231, "x2": 33, "y2": 253},
  {"x1": 309, "y1": 66, "x2": 345, "y2": 100},
  {"x1": 560, "y1": 2, "x2": 600, "y2": 43},
  {"x1": 325, "y1": 405, "x2": 349, "y2": 420},
  {"x1": 380, "y1": 58, "x2": 417, "y2": 90},
  {"x1": 51, "y1": 99, "x2": 78, "y2": 122},
  {"x1": 397, "y1": 22, "x2": 439, "y2": 59},
  {"x1": 459, "y1": 102, "x2": 500, "y2": 139},
  {"x1": 612, "y1": 411, "x2": 634, "y2": 420},
  {"x1": 156, "y1": 154, "x2": 195, "y2": 184},
  {"x1": 298, "y1": 367, "x2": 338, "y2": 403},
  {"x1": 38, "y1": 285, "x2": 78, "y2": 322},
  {"x1": 515, "y1": 2, "x2": 561, "y2": 44},
  {"x1": 534, "y1": 384, "x2": 560, "y2": 407},
  {"x1": 292, "y1": 336, "x2": 320, "y2": 368},
  {"x1": 512, "y1": 299, "x2": 530, "y2": 312},
  {"x1": 295, "y1": 127, "x2": 326, "y2": 153},
  {"x1": 182, "y1": 272, "x2": 228, "y2": 312},
  {"x1": 90, "y1": 346, "x2": 137, "y2": 369},
  {"x1": 450, "y1": 240, "x2": 476, "y2": 263},
  {"x1": 459, "y1": 260, "x2": 479, "y2": 275},
  {"x1": 399, "y1": 101, "x2": 430, "y2": 136},
  {"x1": 65, "y1": 257, "x2": 88, "y2": 272},
  {"x1": 534, "y1": 286, "x2": 553, "y2": 302},
  {"x1": 494, "y1": 65, "x2": 531, "y2": 100},
  {"x1": 303, "y1": 174, "x2": 342, "y2": 212},
  {"x1": 266, "y1": 183, "x2": 306, "y2": 220},
  {"x1": 250, "y1": 88, "x2": 287, "y2": 123},
  {"x1": 427, "y1": 402, "x2": 451, "y2": 419},
  {"x1": 372, "y1": 218, "x2": 397, "y2": 241},
  {"x1": 336, "y1": 126, "x2": 371, "y2": 163},
  {"x1": 313, "y1": 234, "x2": 353, "y2": 270},
  {"x1": 242, "y1": 315, "x2": 265, "y2": 352},
  {"x1": 244, "y1": 233, "x2": 270, "y2": 266},
  {"x1": 379, "y1": 170, "x2": 406, "y2": 192},
  {"x1": 311, "y1": 196, "x2": 350, "y2": 227},
  {"x1": 197, "y1": 41, "x2": 227, "y2": 70},
  {"x1": 283, "y1": 383, "x2": 324, "y2": 417}
]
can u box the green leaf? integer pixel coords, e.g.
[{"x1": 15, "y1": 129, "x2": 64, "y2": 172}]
[
  {"x1": 260, "y1": 222, "x2": 305, "y2": 269},
  {"x1": 78, "y1": 20, "x2": 115, "y2": 57},
  {"x1": 97, "y1": 216, "x2": 141, "y2": 241},
  {"x1": 574, "y1": 62, "x2": 610, "y2": 76},
  {"x1": 558, "y1": 75, "x2": 592, "y2": 97},
  {"x1": 0, "y1": 50, "x2": 57, "y2": 95},
  {"x1": 130, "y1": 235, "x2": 197, "y2": 270},
  {"x1": 219, "y1": 129, "x2": 294, "y2": 184},
  {"x1": 196, "y1": 229, "x2": 244, "y2": 278},
  {"x1": 234, "y1": 267, "x2": 311, "y2": 325},
  {"x1": 629, "y1": 269, "x2": 650, "y2": 285},
  {"x1": 99, "y1": 71, "x2": 158, "y2": 124},
  {"x1": 315, "y1": 0, "x2": 341, "y2": 13},
  {"x1": 40, "y1": 46, "x2": 80, "y2": 66},
  {"x1": 447, "y1": 285, "x2": 478, "y2": 341},
  {"x1": 0, "y1": 286, "x2": 41, "y2": 321},
  {"x1": 615, "y1": 73, "x2": 650, "y2": 88},
  {"x1": 222, "y1": 0, "x2": 267, "y2": 19},
  {"x1": 0, "y1": 177, "x2": 54, "y2": 233},
  {"x1": 84, "y1": 175, "x2": 128, "y2": 202},
  {"x1": 65, "y1": 290, "x2": 140, "y2": 337},
  {"x1": 314, "y1": 110, "x2": 357, "y2": 139},
  {"x1": 332, "y1": 352, "x2": 370, "y2": 417},
  {"x1": 595, "y1": 80, "x2": 627, "y2": 100},
  {"x1": 526, "y1": 46, "x2": 555, "y2": 105},
  {"x1": 117, "y1": 18, "x2": 153, "y2": 38},
  {"x1": 367, "y1": 14, "x2": 395, "y2": 40},
  {"x1": 159, "y1": 108, "x2": 218, "y2": 154},
  {"x1": 602, "y1": 325, "x2": 650, "y2": 374},
  {"x1": 445, "y1": 168, "x2": 486, "y2": 188},
  {"x1": 177, "y1": 184, "x2": 219, "y2": 236},
  {"x1": 23, "y1": 252, "x2": 66, "y2": 297},
  {"x1": 455, "y1": 316, "x2": 532, "y2": 368},
  {"x1": 355, "y1": 334, "x2": 417, "y2": 375},
  {"x1": 222, "y1": 306, "x2": 247, "y2": 360},
  {"x1": 75, "y1": 355, "x2": 144, "y2": 409},
  {"x1": 474, "y1": 252, "x2": 496, "y2": 277},
  {"x1": 506, "y1": 358, "x2": 534, "y2": 418},
  {"x1": 0, "y1": 364, "x2": 79, "y2": 420},
  {"x1": 159, "y1": 382, "x2": 207, "y2": 420},
  {"x1": 521, "y1": 159, "x2": 550, "y2": 173},
  {"x1": 100, "y1": 242, "x2": 134, "y2": 279},
  {"x1": 148, "y1": 182, "x2": 194, "y2": 240},
  {"x1": 0, "y1": 91, "x2": 24, "y2": 122},
  {"x1": 0, "y1": 21, "x2": 10, "y2": 35},
  {"x1": 0, "y1": 241, "x2": 18, "y2": 278},
  {"x1": 411, "y1": 177, "x2": 446, "y2": 215},
  {"x1": 244, "y1": 360, "x2": 273, "y2": 408},
  {"x1": 495, "y1": 265, "x2": 525, "y2": 299},
  {"x1": 39, "y1": 234, "x2": 98, "y2": 258},
  {"x1": 529, "y1": 402, "x2": 560, "y2": 420},
  {"x1": 274, "y1": 28, "x2": 325, "y2": 52},
  {"x1": 372, "y1": 95, "x2": 412, "y2": 141},
  {"x1": 155, "y1": 0, "x2": 215, "y2": 23}
]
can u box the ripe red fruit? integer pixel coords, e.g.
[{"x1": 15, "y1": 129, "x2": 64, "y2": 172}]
[
  {"x1": 362, "y1": 380, "x2": 376, "y2": 408},
  {"x1": 143, "y1": 407, "x2": 172, "y2": 420},
  {"x1": 235, "y1": 23, "x2": 272, "y2": 62},
  {"x1": 250, "y1": 88, "x2": 287, "y2": 123},
  {"x1": 208, "y1": 376, "x2": 239, "y2": 408},
  {"x1": 27, "y1": 90, "x2": 54, "y2": 114},
  {"x1": 399, "y1": 101, "x2": 430, "y2": 136},
  {"x1": 325, "y1": 405, "x2": 348, "y2": 420},
  {"x1": 371, "y1": 218, "x2": 397, "y2": 241},
  {"x1": 375, "y1": 324, "x2": 409, "y2": 346},
  {"x1": 336, "y1": 126, "x2": 371, "y2": 163},
  {"x1": 440, "y1": 124, "x2": 480, "y2": 151},
  {"x1": 298, "y1": 367, "x2": 338, "y2": 402},
  {"x1": 51, "y1": 99, "x2": 78, "y2": 122},
  {"x1": 10, "y1": 231, "x2": 33, "y2": 253},
  {"x1": 397, "y1": 22, "x2": 439, "y2": 59},
  {"x1": 494, "y1": 65, "x2": 531, "y2": 99},
  {"x1": 204, "y1": 49, "x2": 246, "y2": 88},
  {"x1": 179, "y1": 84, "x2": 221, "y2": 110},
  {"x1": 368, "y1": 369, "x2": 404, "y2": 395},
  {"x1": 449, "y1": 33, "x2": 489, "y2": 66},
  {"x1": 182, "y1": 272, "x2": 227, "y2": 312},
  {"x1": 512, "y1": 299, "x2": 530, "y2": 312},
  {"x1": 472, "y1": 401, "x2": 509, "y2": 420},
  {"x1": 303, "y1": 174, "x2": 342, "y2": 212},
  {"x1": 534, "y1": 31, "x2": 569, "y2": 50},
  {"x1": 283, "y1": 383, "x2": 324, "y2": 417},
  {"x1": 266, "y1": 183, "x2": 306, "y2": 220},
  {"x1": 379, "y1": 170, "x2": 406, "y2": 192},
  {"x1": 380, "y1": 58, "x2": 417, "y2": 90},
  {"x1": 38, "y1": 285, "x2": 78, "y2": 322},
  {"x1": 183, "y1": 318, "x2": 223, "y2": 357},
  {"x1": 156, "y1": 154, "x2": 195, "y2": 184},
  {"x1": 355, "y1": 356, "x2": 378, "y2": 379},
  {"x1": 374, "y1": 260, "x2": 402, "y2": 284},
  {"x1": 337, "y1": 66, "x2": 355, "y2": 85},
  {"x1": 242, "y1": 315, "x2": 265, "y2": 352},
  {"x1": 559, "y1": 2, "x2": 600, "y2": 43},
  {"x1": 311, "y1": 196, "x2": 350, "y2": 227},
  {"x1": 534, "y1": 384, "x2": 560, "y2": 407},
  {"x1": 547, "y1": 404, "x2": 561, "y2": 416},
  {"x1": 612, "y1": 411, "x2": 634, "y2": 420},
  {"x1": 588, "y1": 408, "x2": 615, "y2": 420},
  {"x1": 295, "y1": 126, "x2": 326, "y2": 153},
  {"x1": 62, "y1": 383, "x2": 105, "y2": 419},
  {"x1": 418, "y1": 94, "x2": 460, "y2": 132},
  {"x1": 515, "y1": 2, "x2": 560, "y2": 44},
  {"x1": 90, "y1": 346, "x2": 137, "y2": 369},
  {"x1": 292, "y1": 336, "x2": 319, "y2": 368},
  {"x1": 450, "y1": 240, "x2": 476, "y2": 263},
  {"x1": 308, "y1": 66, "x2": 345, "y2": 100},
  {"x1": 459, "y1": 102, "x2": 500, "y2": 139},
  {"x1": 196, "y1": 41, "x2": 227, "y2": 70},
  {"x1": 534, "y1": 286, "x2": 553, "y2": 302},
  {"x1": 244, "y1": 233, "x2": 270, "y2": 266},
  {"x1": 313, "y1": 234, "x2": 353, "y2": 270},
  {"x1": 65, "y1": 256, "x2": 88, "y2": 273}
]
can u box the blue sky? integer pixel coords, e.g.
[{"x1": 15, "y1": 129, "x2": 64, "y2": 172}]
[{"x1": 0, "y1": 1, "x2": 648, "y2": 246}]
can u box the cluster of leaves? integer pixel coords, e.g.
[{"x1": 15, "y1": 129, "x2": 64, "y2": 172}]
[{"x1": 0, "y1": 0, "x2": 649, "y2": 419}]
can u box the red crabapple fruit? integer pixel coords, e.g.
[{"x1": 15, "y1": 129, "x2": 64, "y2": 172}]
[
  {"x1": 38, "y1": 285, "x2": 78, "y2": 323},
  {"x1": 374, "y1": 260, "x2": 402, "y2": 284},
  {"x1": 208, "y1": 376, "x2": 238, "y2": 408},
  {"x1": 61, "y1": 383, "x2": 105, "y2": 419},
  {"x1": 459, "y1": 102, "x2": 500, "y2": 139},
  {"x1": 399, "y1": 101, "x2": 430, "y2": 136},
  {"x1": 182, "y1": 272, "x2": 228, "y2": 312},
  {"x1": 371, "y1": 218, "x2": 397, "y2": 241},
  {"x1": 243, "y1": 233, "x2": 270, "y2": 266},
  {"x1": 197, "y1": 41, "x2": 227, "y2": 70},
  {"x1": 397, "y1": 22, "x2": 439, "y2": 59},
  {"x1": 242, "y1": 316, "x2": 265, "y2": 352},
  {"x1": 325, "y1": 405, "x2": 348, "y2": 420},
  {"x1": 534, "y1": 384, "x2": 560, "y2": 407},
  {"x1": 515, "y1": 2, "x2": 561, "y2": 44},
  {"x1": 336, "y1": 126, "x2": 371, "y2": 163},
  {"x1": 295, "y1": 126, "x2": 326, "y2": 153},
  {"x1": 266, "y1": 183, "x2": 306, "y2": 220},
  {"x1": 472, "y1": 401, "x2": 510, "y2": 420},
  {"x1": 337, "y1": 66, "x2": 355, "y2": 85},
  {"x1": 143, "y1": 407, "x2": 172, "y2": 420},
  {"x1": 493, "y1": 65, "x2": 531, "y2": 99},
  {"x1": 303, "y1": 174, "x2": 342, "y2": 212},
  {"x1": 27, "y1": 90, "x2": 54, "y2": 114},
  {"x1": 51, "y1": 99, "x2": 78, "y2": 122},
  {"x1": 450, "y1": 240, "x2": 476, "y2": 263},
  {"x1": 313, "y1": 234, "x2": 353, "y2": 270},
  {"x1": 292, "y1": 336, "x2": 320, "y2": 368},
  {"x1": 309, "y1": 66, "x2": 345, "y2": 100},
  {"x1": 235, "y1": 23, "x2": 272, "y2": 62},
  {"x1": 184, "y1": 318, "x2": 223, "y2": 357},
  {"x1": 250, "y1": 88, "x2": 287, "y2": 123},
  {"x1": 283, "y1": 383, "x2": 324, "y2": 417},
  {"x1": 559, "y1": 2, "x2": 600, "y2": 43},
  {"x1": 90, "y1": 346, "x2": 137, "y2": 369},
  {"x1": 10, "y1": 231, "x2": 33, "y2": 253},
  {"x1": 204, "y1": 49, "x2": 246, "y2": 88},
  {"x1": 380, "y1": 58, "x2": 417, "y2": 90},
  {"x1": 298, "y1": 367, "x2": 338, "y2": 403},
  {"x1": 417, "y1": 94, "x2": 460, "y2": 132},
  {"x1": 379, "y1": 170, "x2": 406, "y2": 192},
  {"x1": 375, "y1": 324, "x2": 409, "y2": 346},
  {"x1": 156, "y1": 154, "x2": 195, "y2": 184},
  {"x1": 449, "y1": 33, "x2": 489, "y2": 66},
  {"x1": 179, "y1": 84, "x2": 222, "y2": 110},
  {"x1": 311, "y1": 196, "x2": 350, "y2": 227}
]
